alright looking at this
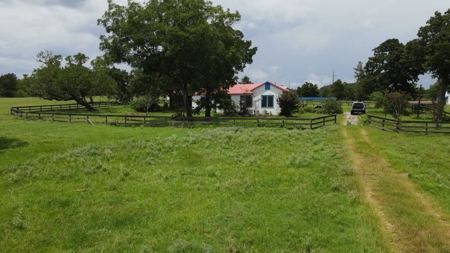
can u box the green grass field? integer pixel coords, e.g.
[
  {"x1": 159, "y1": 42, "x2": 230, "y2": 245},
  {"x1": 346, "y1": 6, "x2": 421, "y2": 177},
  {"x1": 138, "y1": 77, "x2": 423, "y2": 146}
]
[{"x1": 1, "y1": 98, "x2": 450, "y2": 252}]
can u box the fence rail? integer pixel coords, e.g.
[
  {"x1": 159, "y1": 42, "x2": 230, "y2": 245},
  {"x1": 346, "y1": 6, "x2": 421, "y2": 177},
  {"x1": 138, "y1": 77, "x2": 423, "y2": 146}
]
[
  {"x1": 367, "y1": 114, "x2": 450, "y2": 134},
  {"x1": 10, "y1": 104, "x2": 336, "y2": 130},
  {"x1": 10, "y1": 102, "x2": 119, "y2": 115}
]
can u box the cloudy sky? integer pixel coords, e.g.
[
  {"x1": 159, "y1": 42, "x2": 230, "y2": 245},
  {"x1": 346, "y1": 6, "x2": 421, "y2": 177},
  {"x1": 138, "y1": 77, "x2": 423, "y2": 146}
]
[{"x1": 1, "y1": 0, "x2": 449, "y2": 88}]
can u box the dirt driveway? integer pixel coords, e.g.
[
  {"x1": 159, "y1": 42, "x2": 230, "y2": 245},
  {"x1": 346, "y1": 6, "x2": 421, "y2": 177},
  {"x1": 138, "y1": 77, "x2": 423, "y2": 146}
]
[{"x1": 344, "y1": 112, "x2": 359, "y2": 125}]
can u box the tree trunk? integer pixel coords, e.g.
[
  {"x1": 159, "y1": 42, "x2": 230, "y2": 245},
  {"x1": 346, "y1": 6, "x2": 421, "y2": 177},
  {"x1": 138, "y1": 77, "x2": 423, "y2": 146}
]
[
  {"x1": 205, "y1": 93, "x2": 211, "y2": 118},
  {"x1": 168, "y1": 93, "x2": 175, "y2": 110},
  {"x1": 436, "y1": 78, "x2": 448, "y2": 124},
  {"x1": 75, "y1": 98, "x2": 95, "y2": 111},
  {"x1": 182, "y1": 83, "x2": 192, "y2": 118}
]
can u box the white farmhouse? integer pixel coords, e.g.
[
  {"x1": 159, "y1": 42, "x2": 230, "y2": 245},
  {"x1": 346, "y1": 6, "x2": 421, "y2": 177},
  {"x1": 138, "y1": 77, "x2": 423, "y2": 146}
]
[{"x1": 192, "y1": 81, "x2": 288, "y2": 115}]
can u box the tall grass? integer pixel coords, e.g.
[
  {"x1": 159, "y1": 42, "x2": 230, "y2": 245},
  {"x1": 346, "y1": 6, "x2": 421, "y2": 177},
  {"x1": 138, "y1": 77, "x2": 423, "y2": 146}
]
[{"x1": 0, "y1": 120, "x2": 388, "y2": 252}]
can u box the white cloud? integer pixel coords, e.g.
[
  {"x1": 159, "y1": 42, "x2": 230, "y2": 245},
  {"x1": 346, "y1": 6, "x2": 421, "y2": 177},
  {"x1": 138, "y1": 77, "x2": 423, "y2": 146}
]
[
  {"x1": 306, "y1": 73, "x2": 332, "y2": 88},
  {"x1": 0, "y1": 0, "x2": 448, "y2": 88}
]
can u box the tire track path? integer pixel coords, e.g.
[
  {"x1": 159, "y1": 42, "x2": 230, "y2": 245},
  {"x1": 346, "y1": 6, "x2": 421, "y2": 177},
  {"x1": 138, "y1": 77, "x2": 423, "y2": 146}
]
[{"x1": 344, "y1": 127, "x2": 450, "y2": 253}]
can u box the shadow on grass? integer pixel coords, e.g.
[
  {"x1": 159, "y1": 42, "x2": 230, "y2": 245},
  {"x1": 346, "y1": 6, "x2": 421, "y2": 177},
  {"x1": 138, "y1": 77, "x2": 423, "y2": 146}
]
[{"x1": 0, "y1": 137, "x2": 29, "y2": 153}]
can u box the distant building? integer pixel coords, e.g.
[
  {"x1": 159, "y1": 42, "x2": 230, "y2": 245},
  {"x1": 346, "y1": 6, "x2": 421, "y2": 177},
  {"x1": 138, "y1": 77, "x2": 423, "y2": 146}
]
[{"x1": 192, "y1": 81, "x2": 288, "y2": 115}]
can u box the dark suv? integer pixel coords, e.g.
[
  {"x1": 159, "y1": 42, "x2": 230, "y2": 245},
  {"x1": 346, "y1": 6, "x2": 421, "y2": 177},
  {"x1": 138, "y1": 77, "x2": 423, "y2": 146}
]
[{"x1": 350, "y1": 102, "x2": 366, "y2": 115}]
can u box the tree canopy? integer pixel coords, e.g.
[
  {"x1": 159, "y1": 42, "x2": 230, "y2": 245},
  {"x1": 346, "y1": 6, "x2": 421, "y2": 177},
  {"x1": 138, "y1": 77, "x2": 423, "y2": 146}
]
[
  {"x1": 363, "y1": 39, "x2": 421, "y2": 95},
  {"x1": 239, "y1": 76, "x2": 253, "y2": 84},
  {"x1": 353, "y1": 61, "x2": 366, "y2": 101},
  {"x1": 31, "y1": 51, "x2": 116, "y2": 111},
  {"x1": 0, "y1": 73, "x2": 18, "y2": 97},
  {"x1": 297, "y1": 82, "x2": 319, "y2": 97},
  {"x1": 98, "y1": 0, "x2": 257, "y2": 117},
  {"x1": 331, "y1": 79, "x2": 346, "y2": 100},
  {"x1": 417, "y1": 9, "x2": 450, "y2": 121}
]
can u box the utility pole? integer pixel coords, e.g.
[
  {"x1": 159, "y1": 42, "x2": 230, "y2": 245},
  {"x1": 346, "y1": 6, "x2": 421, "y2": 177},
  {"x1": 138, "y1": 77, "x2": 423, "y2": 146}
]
[{"x1": 332, "y1": 71, "x2": 337, "y2": 84}]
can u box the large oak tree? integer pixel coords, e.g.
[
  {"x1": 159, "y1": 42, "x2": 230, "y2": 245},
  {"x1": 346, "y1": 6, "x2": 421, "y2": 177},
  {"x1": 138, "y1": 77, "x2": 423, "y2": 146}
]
[
  {"x1": 363, "y1": 39, "x2": 421, "y2": 95},
  {"x1": 98, "y1": 0, "x2": 257, "y2": 117},
  {"x1": 417, "y1": 9, "x2": 450, "y2": 122}
]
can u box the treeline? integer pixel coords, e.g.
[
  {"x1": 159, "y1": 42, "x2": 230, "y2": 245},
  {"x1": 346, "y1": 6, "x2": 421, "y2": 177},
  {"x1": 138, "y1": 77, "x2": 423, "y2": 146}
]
[
  {"x1": 0, "y1": 73, "x2": 29, "y2": 98},
  {"x1": 295, "y1": 9, "x2": 450, "y2": 121},
  {"x1": 294, "y1": 80, "x2": 441, "y2": 102}
]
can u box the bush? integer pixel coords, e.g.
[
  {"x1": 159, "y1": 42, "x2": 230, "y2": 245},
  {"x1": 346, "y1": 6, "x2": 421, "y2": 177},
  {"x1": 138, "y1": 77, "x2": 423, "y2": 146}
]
[
  {"x1": 277, "y1": 91, "x2": 300, "y2": 116},
  {"x1": 384, "y1": 92, "x2": 411, "y2": 119},
  {"x1": 129, "y1": 96, "x2": 160, "y2": 113},
  {"x1": 369, "y1": 91, "x2": 387, "y2": 109},
  {"x1": 303, "y1": 106, "x2": 316, "y2": 113},
  {"x1": 321, "y1": 99, "x2": 343, "y2": 114},
  {"x1": 217, "y1": 99, "x2": 238, "y2": 116}
]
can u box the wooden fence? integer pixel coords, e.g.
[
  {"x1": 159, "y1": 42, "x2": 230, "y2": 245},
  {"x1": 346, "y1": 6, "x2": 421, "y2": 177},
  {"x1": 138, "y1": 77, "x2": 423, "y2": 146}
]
[
  {"x1": 10, "y1": 107, "x2": 336, "y2": 130},
  {"x1": 10, "y1": 102, "x2": 119, "y2": 115},
  {"x1": 368, "y1": 114, "x2": 450, "y2": 134}
]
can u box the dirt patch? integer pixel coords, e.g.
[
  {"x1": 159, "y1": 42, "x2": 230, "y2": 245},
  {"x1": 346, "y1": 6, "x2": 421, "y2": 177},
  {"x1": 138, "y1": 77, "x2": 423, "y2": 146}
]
[{"x1": 344, "y1": 112, "x2": 359, "y2": 125}]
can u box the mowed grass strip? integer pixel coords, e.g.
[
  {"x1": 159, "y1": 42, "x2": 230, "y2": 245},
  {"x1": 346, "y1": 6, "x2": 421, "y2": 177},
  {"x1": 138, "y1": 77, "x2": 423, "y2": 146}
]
[
  {"x1": 1, "y1": 121, "x2": 387, "y2": 252},
  {"x1": 345, "y1": 126, "x2": 450, "y2": 253},
  {"x1": 363, "y1": 127, "x2": 450, "y2": 213}
]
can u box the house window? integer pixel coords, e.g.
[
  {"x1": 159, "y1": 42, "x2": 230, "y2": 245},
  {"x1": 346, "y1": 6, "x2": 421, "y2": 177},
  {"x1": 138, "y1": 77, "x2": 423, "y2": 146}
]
[
  {"x1": 240, "y1": 95, "x2": 253, "y2": 108},
  {"x1": 261, "y1": 95, "x2": 274, "y2": 108},
  {"x1": 265, "y1": 83, "x2": 271, "y2": 90}
]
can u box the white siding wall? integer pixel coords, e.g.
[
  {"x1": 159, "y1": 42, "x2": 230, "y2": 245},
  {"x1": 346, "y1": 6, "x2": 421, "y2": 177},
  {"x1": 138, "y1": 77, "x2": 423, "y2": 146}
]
[
  {"x1": 191, "y1": 83, "x2": 285, "y2": 115},
  {"x1": 252, "y1": 85, "x2": 283, "y2": 115},
  {"x1": 446, "y1": 91, "x2": 450, "y2": 105},
  {"x1": 230, "y1": 95, "x2": 241, "y2": 108},
  {"x1": 191, "y1": 95, "x2": 202, "y2": 108}
]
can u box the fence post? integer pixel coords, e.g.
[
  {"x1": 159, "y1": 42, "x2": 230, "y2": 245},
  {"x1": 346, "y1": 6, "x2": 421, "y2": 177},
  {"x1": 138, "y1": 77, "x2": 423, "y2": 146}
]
[
  {"x1": 323, "y1": 117, "x2": 325, "y2": 127},
  {"x1": 69, "y1": 114, "x2": 72, "y2": 123},
  {"x1": 310, "y1": 119, "x2": 313, "y2": 130},
  {"x1": 382, "y1": 118, "x2": 385, "y2": 129},
  {"x1": 396, "y1": 119, "x2": 400, "y2": 133},
  {"x1": 105, "y1": 115, "x2": 108, "y2": 124},
  {"x1": 125, "y1": 116, "x2": 127, "y2": 126},
  {"x1": 334, "y1": 114, "x2": 337, "y2": 124},
  {"x1": 52, "y1": 114, "x2": 54, "y2": 122}
]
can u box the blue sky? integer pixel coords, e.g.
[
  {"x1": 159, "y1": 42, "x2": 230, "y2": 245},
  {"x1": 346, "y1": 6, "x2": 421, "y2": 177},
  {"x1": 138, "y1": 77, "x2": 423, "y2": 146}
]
[{"x1": 1, "y1": 0, "x2": 449, "y2": 88}]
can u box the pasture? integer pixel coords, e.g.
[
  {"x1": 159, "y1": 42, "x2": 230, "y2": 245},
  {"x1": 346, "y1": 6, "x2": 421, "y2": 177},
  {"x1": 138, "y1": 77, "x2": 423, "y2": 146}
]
[{"x1": 1, "y1": 98, "x2": 450, "y2": 252}]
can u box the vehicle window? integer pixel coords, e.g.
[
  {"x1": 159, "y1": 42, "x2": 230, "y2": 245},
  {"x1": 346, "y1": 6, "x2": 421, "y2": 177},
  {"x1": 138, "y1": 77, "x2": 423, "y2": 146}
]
[{"x1": 352, "y1": 103, "x2": 364, "y2": 108}]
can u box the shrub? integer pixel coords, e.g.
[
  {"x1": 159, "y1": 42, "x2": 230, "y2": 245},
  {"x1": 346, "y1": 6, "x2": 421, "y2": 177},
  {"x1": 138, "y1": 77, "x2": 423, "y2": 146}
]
[
  {"x1": 384, "y1": 92, "x2": 411, "y2": 119},
  {"x1": 321, "y1": 99, "x2": 343, "y2": 114},
  {"x1": 216, "y1": 98, "x2": 238, "y2": 116},
  {"x1": 277, "y1": 90, "x2": 300, "y2": 116},
  {"x1": 129, "y1": 96, "x2": 160, "y2": 114},
  {"x1": 369, "y1": 91, "x2": 387, "y2": 109}
]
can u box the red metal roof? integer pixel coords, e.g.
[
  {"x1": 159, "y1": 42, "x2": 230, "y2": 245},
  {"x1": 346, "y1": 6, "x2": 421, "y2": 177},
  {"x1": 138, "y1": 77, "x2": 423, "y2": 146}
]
[{"x1": 227, "y1": 82, "x2": 288, "y2": 95}]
